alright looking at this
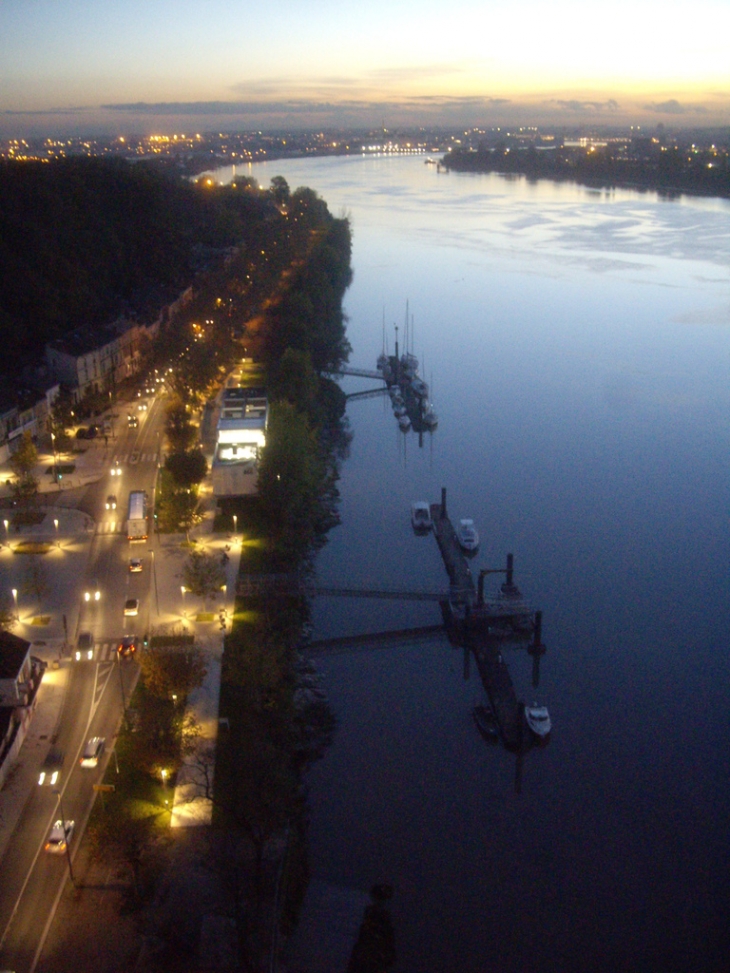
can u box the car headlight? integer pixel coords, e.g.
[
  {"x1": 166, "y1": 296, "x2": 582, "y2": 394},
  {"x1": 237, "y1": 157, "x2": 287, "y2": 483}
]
[{"x1": 75, "y1": 650, "x2": 81, "y2": 661}]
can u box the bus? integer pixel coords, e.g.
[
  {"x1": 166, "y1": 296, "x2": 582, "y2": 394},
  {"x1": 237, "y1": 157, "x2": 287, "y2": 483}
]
[{"x1": 127, "y1": 490, "x2": 148, "y2": 541}]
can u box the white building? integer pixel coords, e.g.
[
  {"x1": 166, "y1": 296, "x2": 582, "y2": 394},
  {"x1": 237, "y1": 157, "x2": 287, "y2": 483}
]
[{"x1": 212, "y1": 387, "x2": 268, "y2": 498}]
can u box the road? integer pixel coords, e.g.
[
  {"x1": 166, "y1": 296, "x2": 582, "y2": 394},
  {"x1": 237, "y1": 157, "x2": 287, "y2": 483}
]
[{"x1": 0, "y1": 391, "x2": 167, "y2": 973}]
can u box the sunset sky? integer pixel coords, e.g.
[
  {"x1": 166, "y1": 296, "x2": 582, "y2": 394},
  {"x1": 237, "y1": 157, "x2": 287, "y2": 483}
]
[{"x1": 2, "y1": 0, "x2": 728, "y2": 135}]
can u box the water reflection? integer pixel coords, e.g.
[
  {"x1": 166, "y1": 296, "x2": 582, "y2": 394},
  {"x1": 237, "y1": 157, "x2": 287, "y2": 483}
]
[{"x1": 213, "y1": 157, "x2": 730, "y2": 972}]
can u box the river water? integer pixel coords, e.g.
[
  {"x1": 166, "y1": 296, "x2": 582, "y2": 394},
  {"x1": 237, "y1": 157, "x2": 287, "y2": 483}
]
[{"x1": 213, "y1": 156, "x2": 730, "y2": 972}]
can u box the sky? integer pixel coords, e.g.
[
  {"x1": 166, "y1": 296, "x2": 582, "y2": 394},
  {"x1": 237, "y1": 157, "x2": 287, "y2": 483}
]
[{"x1": 1, "y1": 0, "x2": 729, "y2": 136}]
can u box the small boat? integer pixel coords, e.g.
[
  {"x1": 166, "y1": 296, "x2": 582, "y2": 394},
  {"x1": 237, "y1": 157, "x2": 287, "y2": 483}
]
[
  {"x1": 393, "y1": 402, "x2": 407, "y2": 418},
  {"x1": 411, "y1": 501, "x2": 432, "y2": 532},
  {"x1": 421, "y1": 405, "x2": 438, "y2": 429},
  {"x1": 473, "y1": 704, "x2": 499, "y2": 742},
  {"x1": 525, "y1": 703, "x2": 551, "y2": 738},
  {"x1": 376, "y1": 352, "x2": 388, "y2": 372},
  {"x1": 398, "y1": 414, "x2": 411, "y2": 432},
  {"x1": 411, "y1": 377, "x2": 429, "y2": 398},
  {"x1": 389, "y1": 384, "x2": 401, "y2": 400},
  {"x1": 456, "y1": 518, "x2": 479, "y2": 552}
]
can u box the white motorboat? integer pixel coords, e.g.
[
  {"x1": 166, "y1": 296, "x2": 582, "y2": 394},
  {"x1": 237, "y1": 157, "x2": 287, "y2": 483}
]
[
  {"x1": 411, "y1": 501, "x2": 432, "y2": 532},
  {"x1": 393, "y1": 402, "x2": 407, "y2": 417},
  {"x1": 398, "y1": 414, "x2": 411, "y2": 432},
  {"x1": 525, "y1": 703, "x2": 551, "y2": 737},
  {"x1": 456, "y1": 518, "x2": 479, "y2": 552}
]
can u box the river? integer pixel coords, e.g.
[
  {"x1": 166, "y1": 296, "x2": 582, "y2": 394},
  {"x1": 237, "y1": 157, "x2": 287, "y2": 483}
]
[{"x1": 211, "y1": 155, "x2": 730, "y2": 972}]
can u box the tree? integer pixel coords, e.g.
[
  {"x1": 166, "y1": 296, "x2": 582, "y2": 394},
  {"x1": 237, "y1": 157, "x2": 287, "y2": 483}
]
[
  {"x1": 139, "y1": 643, "x2": 208, "y2": 701},
  {"x1": 10, "y1": 431, "x2": 37, "y2": 479},
  {"x1": 164, "y1": 399, "x2": 197, "y2": 453},
  {"x1": 182, "y1": 550, "x2": 226, "y2": 606},
  {"x1": 165, "y1": 450, "x2": 207, "y2": 489},
  {"x1": 270, "y1": 176, "x2": 290, "y2": 208}
]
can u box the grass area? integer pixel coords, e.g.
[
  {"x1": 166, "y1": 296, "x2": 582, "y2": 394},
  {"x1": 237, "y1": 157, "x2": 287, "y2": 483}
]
[{"x1": 11, "y1": 511, "x2": 46, "y2": 528}]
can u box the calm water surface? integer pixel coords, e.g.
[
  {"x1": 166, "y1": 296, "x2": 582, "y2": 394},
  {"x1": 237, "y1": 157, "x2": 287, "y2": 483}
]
[{"x1": 218, "y1": 157, "x2": 730, "y2": 971}]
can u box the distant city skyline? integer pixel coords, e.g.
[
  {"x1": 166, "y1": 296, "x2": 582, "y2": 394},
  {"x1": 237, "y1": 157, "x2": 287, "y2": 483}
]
[{"x1": 1, "y1": 0, "x2": 728, "y2": 136}]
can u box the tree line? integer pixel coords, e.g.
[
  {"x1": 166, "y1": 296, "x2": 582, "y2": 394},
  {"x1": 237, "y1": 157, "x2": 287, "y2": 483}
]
[{"x1": 442, "y1": 145, "x2": 730, "y2": 198}]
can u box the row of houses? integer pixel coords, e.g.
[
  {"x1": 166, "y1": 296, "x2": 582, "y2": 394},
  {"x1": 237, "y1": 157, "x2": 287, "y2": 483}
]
[
  {"x1": 0, "y1": 286, "x2": 193, "y2": 464},
  {"x1": 0, "y1": 631, "x2": 45, "y2": 791}
]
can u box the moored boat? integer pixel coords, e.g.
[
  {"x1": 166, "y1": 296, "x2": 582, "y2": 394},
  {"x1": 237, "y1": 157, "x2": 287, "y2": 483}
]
[
  {"x1": 525, "y1": 703, "x2": 551, "y2": 737},
  {"x1": 456, "y1": 518, "x2": 479, "y2": 552},
  {"x1": 473, "y1": 703, "x2": 499, "y2": 742},
  {"x1": 398, "y1": 414, "x2": 411, "y2": 431},
  {"x1": 411, "y1": 501, "x2": 432, "y2": 532}
]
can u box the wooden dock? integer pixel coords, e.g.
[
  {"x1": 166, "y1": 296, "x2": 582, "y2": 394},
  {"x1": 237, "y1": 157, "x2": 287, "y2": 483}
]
[{"x1": 430, "y1": 489, "x2": 532, "y2": 750}]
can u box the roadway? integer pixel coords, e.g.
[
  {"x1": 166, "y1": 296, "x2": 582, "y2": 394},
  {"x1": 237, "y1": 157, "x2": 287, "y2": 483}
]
[{"x1": 0, "y1": 390, "x2": 167, "y2": 973}]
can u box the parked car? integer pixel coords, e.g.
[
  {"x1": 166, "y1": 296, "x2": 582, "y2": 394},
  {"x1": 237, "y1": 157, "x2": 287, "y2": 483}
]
[{"x1": 80, "y1": 737, "x2": 105, "y2": 768}]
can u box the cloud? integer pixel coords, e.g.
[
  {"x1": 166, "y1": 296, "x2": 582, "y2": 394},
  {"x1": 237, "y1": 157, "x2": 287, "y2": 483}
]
[
  {"x1": 101, "y1": 95, "x2": 512, "y2": 118},
  {"x1": 551, "y1": 99, "x2": 620, "y2": 113},
  {"x1": 645, "y1": 99, "x2": 708, "y2": 114}
]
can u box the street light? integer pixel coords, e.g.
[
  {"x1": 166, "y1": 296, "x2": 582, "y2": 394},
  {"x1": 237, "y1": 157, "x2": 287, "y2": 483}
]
[
  {"x1": 232, "y1": 514, "x2": 237, "y2": 535},
  {"x1": 11, "y1": 588, "x2": 18, "y2": 621},
  {"x1": 3, "y1": 519, "x2": 8, "y2": 547},
  {"x1": 181, "y1": 585, "x2": 187, "y2": 617},
  {"x1": 52, "y1": 789, "x2": 76, "y2": 887},
  {"x1": 54, "y1": 517, "x2": 59, "y2": 548}
]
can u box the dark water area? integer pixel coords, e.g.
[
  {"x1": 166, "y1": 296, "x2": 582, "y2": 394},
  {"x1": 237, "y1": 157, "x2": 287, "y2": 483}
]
[{"x1": 214, "y1": 157, "x2": 730, "y2": 971}]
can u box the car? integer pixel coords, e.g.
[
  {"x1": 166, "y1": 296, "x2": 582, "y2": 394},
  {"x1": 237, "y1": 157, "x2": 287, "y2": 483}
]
[
  {"x1": 138, "y1": 402, "x2": 148, "y2": 412},
  {"x1": 128, "y1": 558, "x2": 143, "y2": 573},
  {"x1": 38, "y1": 747, "x2": 64, "y2": 786},
  {"x1": 75, "y1": 631, "x2": 94, "y2": 661},
  {"x1": 45, "y1": 819, "x2": 74, "y2": 854},
  {"x1": 80, "y1": 737, "x2": 105, "y2": 768},
  {"x1": 86, "y1": 425, "x2": 98, "y2": 439},
  {"x1": 75, "y1": 427, "x2": 87, "y2": 439},
  {"x1": 127, "y1": 415, "x2": 138, "y2": 428},
  {"x1": 117, "y1": 635, "x2": 139, "y2": 657},
  {"x1": 123, "y1": 598, "x2": 139, "y2": 616},
  {"x1": 110, "y1": 463, "x2": 122, "y2": 476},
  {"x1": 106, "y1": 494, "x2": 117, "y2": 510}
]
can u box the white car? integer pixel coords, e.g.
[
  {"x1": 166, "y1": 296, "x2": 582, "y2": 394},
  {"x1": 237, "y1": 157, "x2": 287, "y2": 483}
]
[
  {"x1": 45, "y1": 819, "x2": 74, "y2": 854},
  {"x1": 80, "y1": 737, "x2": 105, "y2": 768},
  {"x1": 128, "y1": 558, "x2": 143, "y2": 573},
  {"x1": 124, "y1": 598, "x2": 139, "y2": 616},
  {"x1": 110, "y1": 464, "x2": 122, "y2": 476}
]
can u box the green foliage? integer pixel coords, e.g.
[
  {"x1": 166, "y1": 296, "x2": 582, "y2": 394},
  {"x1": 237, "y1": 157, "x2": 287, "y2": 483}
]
[
  {"x1": 182, "y1": 549, "x2": 226, "y2": 604},
  {"x1": 164, "y1": 399, "x2": 197, "y2": 452},
  {"x1": 9, "y1": 431, "x2": 37, "y2": 478},
  {"x1": 0, "y1": 156, "x2": 273, "y2": 380},
  {"x1": 165, "y1": 449, "x2": 207, "y2": 489},
  {"x1": 257, "y1": 402, "x2": 325, "y2": 561}
]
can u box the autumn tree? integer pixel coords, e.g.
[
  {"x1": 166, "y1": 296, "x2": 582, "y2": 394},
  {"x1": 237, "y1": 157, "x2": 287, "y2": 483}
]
[{"x1": 139, "y1": 643, "x2": 208, "y2": 701}]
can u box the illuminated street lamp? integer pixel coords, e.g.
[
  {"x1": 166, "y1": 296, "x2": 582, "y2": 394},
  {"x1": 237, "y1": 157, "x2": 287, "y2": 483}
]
[
  {"x1": 11, "y1": 587, "x2": 18, "y2": 621},
  {"x1": 3, "y1": 519, "x2": 8, "y2": 547},
  {"x1": 54, "y1": 518, "x2": 59, "y2": 548},
  {"x1": 161, "y1": 768, "x2": 168, "y2": 789},
  {"x1": 232, "y1": 514, "x2": 237, "y2": 535},
  {"x1": 181, "y1": 585, "x2": 187, "y2": 617}
]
